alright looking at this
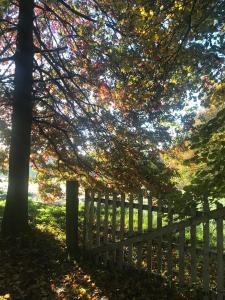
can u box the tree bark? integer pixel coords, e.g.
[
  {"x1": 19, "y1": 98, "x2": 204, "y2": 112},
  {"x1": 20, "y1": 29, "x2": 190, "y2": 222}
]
[
  {"x1": 1, "y1": 0, "x2": 34, "y2": 235},
  {"x1": 66, "y1": 181, "x2": 80, "y2": 257}
]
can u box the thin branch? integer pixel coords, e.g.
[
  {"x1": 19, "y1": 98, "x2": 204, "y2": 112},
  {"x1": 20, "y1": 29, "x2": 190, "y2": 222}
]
[
  {"x1": 34, "y1": 46, "x2": 67, "y2": 54},
  {"x1": 55, "y1": 0, "x2": 96, "y2": 23},
  {"x1": 0, "y1": 55, "x2": 15, "y2": 63}
]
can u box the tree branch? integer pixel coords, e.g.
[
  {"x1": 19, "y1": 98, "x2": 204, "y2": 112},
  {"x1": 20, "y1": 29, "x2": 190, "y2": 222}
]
[
  {"x1": 33, "y1": 46, "x2": 67, "y2": 54},
  {"x1": 0, "y1": 55, "x2": 15, "y2": 63}
]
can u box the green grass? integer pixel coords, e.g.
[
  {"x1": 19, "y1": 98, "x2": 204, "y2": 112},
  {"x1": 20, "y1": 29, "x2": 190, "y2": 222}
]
[
  {"x1": 92, "y1": 203, "x2": 225, "y2": 249},
  {"x1": 1, "y1": 199, "x2": 223, "y2": 248},
  {"x1": 0, "y1": 199, "x2": 66, "y2": 229},
  {"x1": 79, "y1": 201, "x2": 224, "y2": 249},
  {"x1": 0, "y1": 199, "x2": 5, "y2": 224}
]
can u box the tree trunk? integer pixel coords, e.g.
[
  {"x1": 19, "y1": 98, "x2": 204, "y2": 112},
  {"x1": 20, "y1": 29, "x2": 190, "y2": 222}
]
[{"x1": 1, "y1": 0, "x2": 34, "y2": 235}]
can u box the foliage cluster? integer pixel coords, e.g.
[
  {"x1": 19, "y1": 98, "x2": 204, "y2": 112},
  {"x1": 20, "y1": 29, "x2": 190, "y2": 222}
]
[{"x1": 0, "y1": 0, "x2": 224, "y2": 202}]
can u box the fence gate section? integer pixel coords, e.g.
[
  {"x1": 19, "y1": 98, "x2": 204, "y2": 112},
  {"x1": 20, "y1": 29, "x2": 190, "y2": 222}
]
[{"x1": 82, "y1": 189, "x2": 225, "y2": 299}]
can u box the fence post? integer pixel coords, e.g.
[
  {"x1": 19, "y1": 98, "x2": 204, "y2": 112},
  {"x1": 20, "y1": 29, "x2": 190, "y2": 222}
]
[{"x1": 66, "y1": 180, "x2": 79, "y2": 257}]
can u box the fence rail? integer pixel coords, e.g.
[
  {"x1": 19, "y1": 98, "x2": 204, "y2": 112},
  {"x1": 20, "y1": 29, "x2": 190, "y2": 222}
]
[{"x1": 79, "y1": 189, "x2": 225, "y2": 299}]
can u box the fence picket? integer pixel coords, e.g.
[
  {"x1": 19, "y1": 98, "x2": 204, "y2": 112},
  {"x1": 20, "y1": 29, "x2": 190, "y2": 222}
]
[
  {"x1": 148, "y1": 192, "x2": 153, "y2": 231},
  {"x1": 216, "y1": 203, "x2": 224, "y2": 300},
  {"x1": 128, "y1": 194, "x2": 134, "y2": 265},
  {"x1": 89, "y1": 190, "x2": 95, "y2": 248},
  {"x1": 138, "y1": 193, "x2": 143, "y2": 233},
  {"x1": 190, "y1": 208, "x2": 197, "y2": 283},
  {"x1": 167, "y1": 204, "x2": 173, "y2": 280},
  {"x1": 120, "y1": 193, "x2": 125, "y2": 239},
  {"x1": 129, "y1": 193, "x2": 134, "y2": 233},
  {"x1": 179, "y1": 224, "x2": 185, "y2": 285},
  {"x1": 96, "y1": 191, "x2": 101, "y2": 247},
  {"x1": 118, "y1": 193, "x2": 125, "y2": 268},
  {"x1": 104, "y1": 192, "x2": 109, "y2": 243},
  {"x1": 84, "y1": 189, "x2": 90, "y2": 249},
  {"x1": 82, "y1": 188, "x2": 225, "y2": 296},
  {"x1": 111, "y1": 192, "x2": 118, "y2": 263},
  {"x1": 157, "y1": 197, "x2": 162, "y2": 274},
  {"x1": 103, "y1": 192, "x2": 109, "y2": 264},
  {"x1": 137, "y1": 193, "x2": 143, "y2": 269},
  {"x1": 147, "y1": 192, "x2": 153, "y2": 271},
  {"x1": 112, "y1": 192, "x2": 117, "y2": 242},
  {"x1": 203, "y1": 199, "x2": 210, "y2": 295}
]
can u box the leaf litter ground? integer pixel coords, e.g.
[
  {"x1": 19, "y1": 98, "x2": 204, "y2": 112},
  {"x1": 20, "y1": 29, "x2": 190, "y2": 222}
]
[{"x1": 0, "y1": 200, "x2": 203, "y2": 299}]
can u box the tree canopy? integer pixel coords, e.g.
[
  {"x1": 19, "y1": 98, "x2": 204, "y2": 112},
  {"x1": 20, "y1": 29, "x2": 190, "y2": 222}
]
[
  {"x1": 183, "y1": 83, "x2": 225, "y2": 200},
  {"x1": 0, "y1": 0, "x2": 224, "y2": 209}
]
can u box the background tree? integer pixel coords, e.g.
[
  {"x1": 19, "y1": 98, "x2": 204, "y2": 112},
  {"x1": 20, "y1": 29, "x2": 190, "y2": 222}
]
[{"x1": 184, "y1": 82, "x2": 225, "y2": 201}]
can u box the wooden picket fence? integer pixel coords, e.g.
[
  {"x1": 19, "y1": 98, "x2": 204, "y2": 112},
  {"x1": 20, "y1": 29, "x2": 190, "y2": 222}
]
[{"x1": 82, "y1": 189, "x2": 225, "y2": 299}]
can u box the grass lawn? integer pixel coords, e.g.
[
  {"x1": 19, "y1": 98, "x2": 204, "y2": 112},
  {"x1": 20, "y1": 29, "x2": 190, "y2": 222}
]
[{"x1": 0, "y1": 199, "x2": 203, "y2": 300}]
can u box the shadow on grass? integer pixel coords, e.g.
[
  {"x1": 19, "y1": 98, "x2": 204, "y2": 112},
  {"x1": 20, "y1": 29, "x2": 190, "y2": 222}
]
[
  {"x1": 78, "y1": 263, "x2": 182, "y2": 300},
  {"x1": 0, "y1": 226, "x2": 66, "y2": 300},
  {"x1": 0, "y1": 200, "x2": 76, "y2": 299},
  {"x1": 0, "y1": 226, "x2": 203, "y2": 300},
  {"x1": 0, "y1": 200, "x2": 201, "y2": 300}
]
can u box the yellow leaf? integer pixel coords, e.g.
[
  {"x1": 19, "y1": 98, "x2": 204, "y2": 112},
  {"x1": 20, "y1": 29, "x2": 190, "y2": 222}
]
[
  {"x1": 139, "y1": 7, "x2": 147, "y2": 17},
  {"x1": 154, "y1": 33, "x2": 159, "y2": 42},
  {"x1": 149, "y1": 10, "x2": 154, "y2": 17},
  {"x1": 72, "y1": 283, "x2": 79, "y2": 293},
  {"x1": 170, "y1": 78, "x2": 177, "y2": 84},
  {"x1": 79, "y1": 288, "x2": 87, "y2": 296},
  {"x1": 175, "y1": 1, "x2": 183, "y2": 10},
  {"x1": 0, "y1": 294, "x2": 11, "y2": 300}
]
